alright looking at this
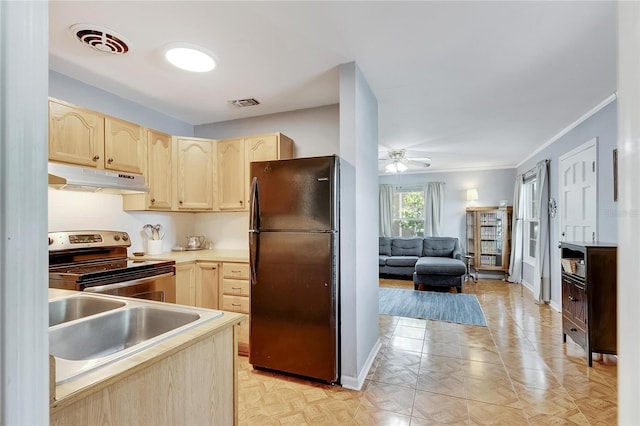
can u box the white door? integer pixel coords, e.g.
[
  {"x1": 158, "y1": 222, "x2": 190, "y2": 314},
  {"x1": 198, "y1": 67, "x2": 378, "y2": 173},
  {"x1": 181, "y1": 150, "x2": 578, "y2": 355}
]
[{"x1": 559, "y1": 139, "x2": 597, "y2": 242}]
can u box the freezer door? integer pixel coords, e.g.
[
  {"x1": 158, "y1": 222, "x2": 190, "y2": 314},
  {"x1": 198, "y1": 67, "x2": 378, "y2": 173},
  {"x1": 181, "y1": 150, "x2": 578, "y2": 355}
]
[
  {"x1": 250, "y1": 156, "x2": 337, "y2": 231},
  {"x1": 250, "y1": 231, "x2": 338, "y2": 382}
]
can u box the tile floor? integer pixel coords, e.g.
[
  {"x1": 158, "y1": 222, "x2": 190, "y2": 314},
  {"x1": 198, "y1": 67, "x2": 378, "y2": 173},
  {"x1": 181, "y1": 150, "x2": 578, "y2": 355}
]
[{"x1": 237, "y1": 278, "x2": 617, "y2": 425}]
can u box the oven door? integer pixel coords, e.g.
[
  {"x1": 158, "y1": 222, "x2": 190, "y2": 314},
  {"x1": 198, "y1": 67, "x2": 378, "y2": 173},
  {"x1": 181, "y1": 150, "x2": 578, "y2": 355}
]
[{"x1": 83, "y1": 271, "x2": 176, "y2": 303}]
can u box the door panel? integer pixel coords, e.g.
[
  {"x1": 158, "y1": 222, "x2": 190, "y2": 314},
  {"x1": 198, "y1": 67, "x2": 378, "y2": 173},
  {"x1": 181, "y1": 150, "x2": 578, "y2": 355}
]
[
  {"x1": 559, "y1": 140, "x2": 597, "y2": 242},
  {"x1": 251, "y1": 156, "x2": 336, "y2": 231},
  {"x1": 250, "y1": 231, "x2": 337, "y2": 382}
]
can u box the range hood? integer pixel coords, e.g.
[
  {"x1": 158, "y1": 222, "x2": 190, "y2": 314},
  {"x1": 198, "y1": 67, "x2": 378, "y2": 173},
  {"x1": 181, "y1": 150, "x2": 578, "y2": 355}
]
[{"x1": 48, "y1": 162, "x2": 149, "y2": 194}]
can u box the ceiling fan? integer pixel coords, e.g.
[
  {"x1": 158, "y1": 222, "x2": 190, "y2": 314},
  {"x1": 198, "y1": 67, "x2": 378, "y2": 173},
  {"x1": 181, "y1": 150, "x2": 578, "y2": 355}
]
[{"x1": 378, "y1": 148, "x2": 431, "y2": 173}]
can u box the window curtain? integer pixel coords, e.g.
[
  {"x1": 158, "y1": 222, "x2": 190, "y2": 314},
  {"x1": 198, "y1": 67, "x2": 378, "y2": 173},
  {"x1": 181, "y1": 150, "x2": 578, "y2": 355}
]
[
  {"x1": 507, "y1": 175, "x2": 524, "y2": 283},
  {"x1": 532, "y1": 160, "x2": 550, "y2": 303},
  {"x1": 424, "y1": 182, "x2": 444, "y2": 237},
  {"x1": 379, "y1": 184, "x2": 393, "y2": 237}
]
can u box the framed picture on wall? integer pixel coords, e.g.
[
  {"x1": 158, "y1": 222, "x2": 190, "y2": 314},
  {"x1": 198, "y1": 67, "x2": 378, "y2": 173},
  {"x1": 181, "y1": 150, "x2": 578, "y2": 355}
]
[{"x1": 613, "y1": 148, "x2": 618, "y2": 202}]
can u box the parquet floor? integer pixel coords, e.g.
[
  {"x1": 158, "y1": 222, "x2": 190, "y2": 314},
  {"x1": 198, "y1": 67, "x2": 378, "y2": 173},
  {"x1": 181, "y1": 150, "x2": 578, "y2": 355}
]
[{"x1": 237, "y1": 278, "x2": 617, "y2": 425}]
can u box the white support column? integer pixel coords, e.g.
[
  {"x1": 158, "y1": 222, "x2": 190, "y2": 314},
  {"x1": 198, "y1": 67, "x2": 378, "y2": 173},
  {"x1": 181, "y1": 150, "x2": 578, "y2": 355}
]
[
  {"x1": 0, "y1": 1, "x2": 49, "y2": 424},
  {"x1": 617, "y1": 2, "x2": 640, "y2": 423}
]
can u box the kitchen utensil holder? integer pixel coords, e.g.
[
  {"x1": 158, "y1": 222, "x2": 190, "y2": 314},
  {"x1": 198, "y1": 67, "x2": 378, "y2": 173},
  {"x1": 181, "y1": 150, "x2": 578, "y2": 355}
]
[{"x1": 147, "y1": 239, "x2": 163, "y2": 255}]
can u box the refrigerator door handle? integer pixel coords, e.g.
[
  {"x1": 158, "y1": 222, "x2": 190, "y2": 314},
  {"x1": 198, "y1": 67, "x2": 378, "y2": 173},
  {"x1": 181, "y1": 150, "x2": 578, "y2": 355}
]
[
  {"x1": 249, "y1": 176, "x2": 260, "y2": 285},
  {"x1": 249, "y1": 230, "x2": 259, "y2": 286},
  {"x1": 249, "y1": 177, "x2": 260, "y2": 232}
]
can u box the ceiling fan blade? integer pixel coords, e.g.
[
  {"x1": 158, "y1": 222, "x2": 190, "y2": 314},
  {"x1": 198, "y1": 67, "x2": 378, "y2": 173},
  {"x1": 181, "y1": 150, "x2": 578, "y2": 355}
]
[{"x1": 406, "y1": 159, "x2": 431, "y2": 168}]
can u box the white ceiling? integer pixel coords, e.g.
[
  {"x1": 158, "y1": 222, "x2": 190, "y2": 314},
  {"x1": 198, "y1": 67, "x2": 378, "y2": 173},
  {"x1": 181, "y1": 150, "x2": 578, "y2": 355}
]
[{"x1": 49, "y1": 1, "x2": 617, "y2": 173}]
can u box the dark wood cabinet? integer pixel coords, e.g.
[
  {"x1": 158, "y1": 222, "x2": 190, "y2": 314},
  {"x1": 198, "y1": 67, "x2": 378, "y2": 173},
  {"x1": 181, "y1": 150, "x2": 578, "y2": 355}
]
[{"x1": 560, "y1": 241, "x2": 617, "y2": 366}]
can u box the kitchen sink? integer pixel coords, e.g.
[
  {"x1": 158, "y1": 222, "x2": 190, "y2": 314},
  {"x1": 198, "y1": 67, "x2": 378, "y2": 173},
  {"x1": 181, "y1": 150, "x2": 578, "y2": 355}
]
[
  {"x1": 50, "y1": 306, "x2": 200, "y2": 361},
  {"x1": 49, "y1": 294, "x2": 224, "y2": 384},
  {"x1": 49, "y1": 296, "x2": 125, "y2": 327}
]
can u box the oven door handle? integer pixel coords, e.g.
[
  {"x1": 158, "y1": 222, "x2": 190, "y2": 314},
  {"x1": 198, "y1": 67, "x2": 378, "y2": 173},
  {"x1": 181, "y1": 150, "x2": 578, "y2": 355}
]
[{"x1": 82, "y1": 271, "x2": 175, "y2": 293}]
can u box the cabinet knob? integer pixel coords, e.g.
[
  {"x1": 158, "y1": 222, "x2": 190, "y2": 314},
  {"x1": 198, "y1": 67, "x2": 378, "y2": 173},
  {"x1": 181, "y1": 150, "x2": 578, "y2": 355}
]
[
  {"x1": 179, "y1": 200, "x2": 183, "y2": 205},
  {"x1": 92, "y1": 155, "x2": 100, "y2": 161},
  {"x1": 211, "y1": 267, "x2": 216, "y2": 270},
  {"x1": 570, "y1": 327, "x2": 577, "y2": 332},
  {"x1": 569, "y1": 296, "x2": 578, "y2": 302},
  {"x1": 150, "y1": 198, "x2": 156, "y2": 204},
  {"x1": 239, "y1": 200, "x2": 243, "y2": 205},
  {"x1": 107, "y1": 158, "x2": 114, "y2": 164}
]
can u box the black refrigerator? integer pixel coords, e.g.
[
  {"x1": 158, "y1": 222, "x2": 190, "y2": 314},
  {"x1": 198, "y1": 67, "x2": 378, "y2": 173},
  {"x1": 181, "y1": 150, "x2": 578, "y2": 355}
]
[{"x1": 248, "y1": 155, "x2": 339, "y2": 384}]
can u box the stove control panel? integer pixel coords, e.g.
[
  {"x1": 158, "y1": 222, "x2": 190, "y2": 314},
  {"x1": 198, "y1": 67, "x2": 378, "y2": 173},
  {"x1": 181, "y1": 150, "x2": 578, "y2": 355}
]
[
  {"x1": 48, "y1": 231, "x2": 131, "y2": 251},
  {"x1": 69, "y1": 234, "x2": 103, "y2": 244}
]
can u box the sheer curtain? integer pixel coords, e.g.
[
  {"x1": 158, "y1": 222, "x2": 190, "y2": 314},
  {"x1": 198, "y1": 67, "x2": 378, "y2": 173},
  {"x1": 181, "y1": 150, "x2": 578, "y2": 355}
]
[
  {"x1": 507, "y1": 175, "x2": 524, "y2": 283},
  {"x1": 424, "y1": 182, "x2": 444, "y2": 237},
  {"x1": 379, "y1": 184, "x2": 393, "y2": 237},
  {"x1": 532, "y1": 160, "x2": 550, "y2": 302}
]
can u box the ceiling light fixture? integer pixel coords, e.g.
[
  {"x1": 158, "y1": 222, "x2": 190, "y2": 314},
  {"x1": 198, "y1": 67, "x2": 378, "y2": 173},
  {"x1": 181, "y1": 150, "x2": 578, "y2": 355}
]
[
  {"x1": 164, "y1": 44, "x2": 216, "y2": 72},
  {"x1": 385, "y1": 161, "x2": 408, "y2": 173}
]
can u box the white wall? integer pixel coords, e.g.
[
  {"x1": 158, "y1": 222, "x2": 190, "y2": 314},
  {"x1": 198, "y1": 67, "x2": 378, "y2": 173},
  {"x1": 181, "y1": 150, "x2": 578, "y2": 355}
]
[
  {"x1": 195, "y1": 104, "x2": 340, "y2": 158},
  {"x1": 617, "y1": 3, "x2": 640, "y2": 422},
  {"x1": 194, "y1": 212, "x2": 249, "y2": 250},
  {"x1": 48, "y1": 190, "x2": 196, "y2": 253},
  {"x1": 339, "y1": 62, "x2": 380, "y2": 389},
  {"x1": 0, "y1": 1, "x2": 49, "y2": 423},
  {"x1": 49, "y1": 71, "x2": 194, "y2": 136},
  {"x1": 517, "y1": 99, "x2": 617, "y2": 309},
  {"x1": 379, "y1": 168, "x2": 516, "y2": 253}
]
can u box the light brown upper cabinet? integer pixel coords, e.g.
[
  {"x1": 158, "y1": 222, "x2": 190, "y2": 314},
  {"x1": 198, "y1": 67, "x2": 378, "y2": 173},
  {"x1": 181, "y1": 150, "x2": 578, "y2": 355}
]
[
  {"x1": 49, "y1": 99, "x2": 105, "y2": 168},
  {"x1": 216, "y1": 133, "x2": 294, "y2": 212},
  {"x1": 122, "y1": 129, "x2": 174, "y2": 211},
  {"x1": 48, "y1": 98, "x2": 144, "y2": 174},
  {"x1": 175, "y1": 137, "x2": 215, "y2": 211},
  {"x1": 244, "y1": 133, "x2": 294, "y2": 207},
  {"x1": 145, "y1": 130, "x2": 173, "y2": 210},
  {"x1": 104, "y1": 116, "x2": 145, "y2": 174},
  {"x1": 217, "y1": 138, "x2": 246, "y2": 211}
]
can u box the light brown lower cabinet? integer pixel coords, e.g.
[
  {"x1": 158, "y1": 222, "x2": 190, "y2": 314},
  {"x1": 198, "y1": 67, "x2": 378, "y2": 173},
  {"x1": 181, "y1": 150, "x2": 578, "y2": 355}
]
[
  {"x1": 196, "y1": 261, "x2": 219, "y2": 309},
  {"x1": 175, "y1": 263, "x2": 196, "y2": 306},
  {"x1": 221, "y1": 262, "x2": 250, "y2": 355},
  {"x1": 50, "y1": 326, "x2": 237, "y2": 425}
]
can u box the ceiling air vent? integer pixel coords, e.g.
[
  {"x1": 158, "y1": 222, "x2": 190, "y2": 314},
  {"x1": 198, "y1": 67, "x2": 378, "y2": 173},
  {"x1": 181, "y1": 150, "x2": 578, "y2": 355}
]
[
  {"x1": 70, "y1": 24, "x2": 130, "y2": 54},
  {"x1": 230, "y1": 98, "x2": 260, "y2": 108}
]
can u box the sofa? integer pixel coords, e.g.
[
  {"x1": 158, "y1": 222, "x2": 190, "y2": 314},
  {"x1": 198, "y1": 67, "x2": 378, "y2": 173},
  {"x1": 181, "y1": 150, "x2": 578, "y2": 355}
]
[{"x1": 379, "y1": 237, "x2": 467, "y2": 292}]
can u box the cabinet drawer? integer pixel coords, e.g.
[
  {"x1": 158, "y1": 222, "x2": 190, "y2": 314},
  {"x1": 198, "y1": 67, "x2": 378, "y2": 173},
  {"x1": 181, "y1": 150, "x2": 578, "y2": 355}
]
[
  {"x1": 222, "y1": 295, "x2": 249, "y2": 313},
  {"x1": 222, "y1": 262, "x2": 249, "y2": 279},
  {"x1": 563, "y1": 316, "x2": 586, "y2": 350},
  {"x1": 222, "y1": 278, "x2": 249, "y2": 296}
]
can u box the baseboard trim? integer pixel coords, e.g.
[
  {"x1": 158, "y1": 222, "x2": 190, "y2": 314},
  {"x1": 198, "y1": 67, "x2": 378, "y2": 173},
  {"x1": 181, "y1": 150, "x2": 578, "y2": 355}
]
[
  {"x1": 521, "y1": 279, "x2": 534, "y2": 293},
  {"x1": 549, "y1": 300, "x2": 561, "y2": 312},
  {"x1": 340, "y1": 338, "x2": 382, "y2": 391}
]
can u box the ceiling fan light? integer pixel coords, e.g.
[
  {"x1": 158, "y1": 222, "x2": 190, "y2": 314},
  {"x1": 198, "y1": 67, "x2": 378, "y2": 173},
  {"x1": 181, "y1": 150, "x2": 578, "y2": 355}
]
[
  {"x1": 396, "y1": 162, "x2": 408, "y2": 172},
  {"x1": 385, "y1": 162, "x2": 398, "y2": 173}
]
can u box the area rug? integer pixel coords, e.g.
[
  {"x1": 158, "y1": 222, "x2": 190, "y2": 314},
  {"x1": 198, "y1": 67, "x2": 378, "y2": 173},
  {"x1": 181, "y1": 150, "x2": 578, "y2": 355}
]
[{"x1": 379, "y1": 288, "x2": 487, "y2": 326}]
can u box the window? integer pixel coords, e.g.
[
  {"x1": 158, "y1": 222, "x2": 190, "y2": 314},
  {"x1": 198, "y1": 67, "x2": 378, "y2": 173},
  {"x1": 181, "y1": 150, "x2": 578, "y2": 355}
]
[
  {"x1": 392, "y1": 186, "x2": 425, "y2": 237},
  {"x1": 523, "y1": 177, "x2": 538, "y2": 264}
]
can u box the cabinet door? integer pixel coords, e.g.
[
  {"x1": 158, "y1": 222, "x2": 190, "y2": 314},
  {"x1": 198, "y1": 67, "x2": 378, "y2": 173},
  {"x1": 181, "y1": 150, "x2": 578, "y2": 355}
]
[
  {"x1": 146, "y1": 130, "x2": 173, "y2": 210},
  {"x1": 175, "y1": 263, "x2": 196, "y2": 306},
  {"x1": 48, "y1": 99, "x2": 104, "y2": 167},
  {"x1": 217, "y1": 139, "x2": 246, "y2": 210},
  {"x1": 104, "y1": 117, "x2": 145, "y2": 174},
  {"x1": 176, "y1": 138, "x2": 214, "y2": 210},
  {"x1": 196, "y1": 262, "x2": 219, "y2": 309},
  {"x1": 246, "y1": 134, "x2": 279, "y2": 163}
]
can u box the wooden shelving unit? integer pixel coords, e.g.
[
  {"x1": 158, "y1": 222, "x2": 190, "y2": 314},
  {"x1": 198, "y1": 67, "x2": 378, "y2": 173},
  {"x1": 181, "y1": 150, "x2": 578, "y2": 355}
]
[{"x1": 466, "y1": 206, "x2": 513, "y2": 277}]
